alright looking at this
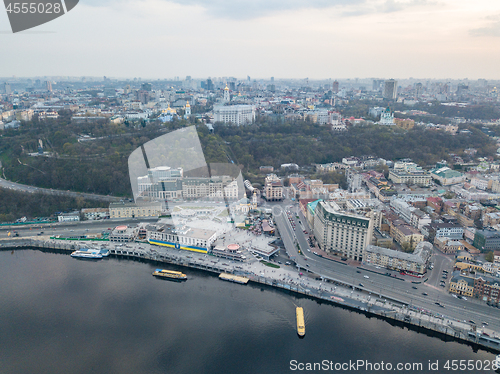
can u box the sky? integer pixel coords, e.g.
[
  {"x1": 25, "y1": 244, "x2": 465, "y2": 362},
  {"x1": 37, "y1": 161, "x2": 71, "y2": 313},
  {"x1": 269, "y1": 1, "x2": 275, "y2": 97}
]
[{"x1": 1, "y1": 0, "x2": 500, "y2": 79}]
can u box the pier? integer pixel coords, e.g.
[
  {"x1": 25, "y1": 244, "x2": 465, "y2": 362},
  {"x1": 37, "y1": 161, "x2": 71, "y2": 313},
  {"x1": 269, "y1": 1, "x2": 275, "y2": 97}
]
[{"x1": 2, "y1": 237, "x2": 499, "y2": 354}]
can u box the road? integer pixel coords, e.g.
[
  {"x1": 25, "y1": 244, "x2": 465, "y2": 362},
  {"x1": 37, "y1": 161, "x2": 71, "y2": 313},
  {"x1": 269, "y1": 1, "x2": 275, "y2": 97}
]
[
  {"x1": 0, "y1": 176, "x2": 122, "y2": 202},
  {"x1": 273, "y1": 192, "x2": 500, "y2": 332}
]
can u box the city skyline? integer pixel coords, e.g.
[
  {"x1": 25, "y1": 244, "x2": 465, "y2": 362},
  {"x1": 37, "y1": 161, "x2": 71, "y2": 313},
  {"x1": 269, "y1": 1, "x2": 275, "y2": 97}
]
[{"x1": 1, "y1": 0, "x2": 500, "y2": 79}]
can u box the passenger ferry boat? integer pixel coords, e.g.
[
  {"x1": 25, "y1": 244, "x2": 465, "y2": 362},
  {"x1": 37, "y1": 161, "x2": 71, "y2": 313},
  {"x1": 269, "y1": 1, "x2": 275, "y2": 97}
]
[
  {"x1": 70, "y1": 250, "x2": 103, "y2": 259},
  {"x1": 296, "y1": 307, "x2": 305, "y2": 337},
  {"x1": 152, "y1": 269, "x2": 187, "y2": 281}
]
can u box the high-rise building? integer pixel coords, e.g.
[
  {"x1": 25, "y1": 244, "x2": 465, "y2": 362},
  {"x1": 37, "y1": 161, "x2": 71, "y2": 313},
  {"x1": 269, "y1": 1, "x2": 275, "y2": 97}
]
[
  {"x1": 2, "y1": 82, "x2": 11, "y2": 94},
  {"x1": 204, "y1": 79, "x2": 214, "y2": 91},
  {"x1": 45, "y1": 80, "x2": 52, "y2": 92},
  {"x1": 414, "y1": 82, "x2": 423, "y2": 97},
  {"x1": 332, "y1": 80, "x2": 339, "y2": 93},
  {"x1": 141, "y1": 83, "x2": 152, "y2": 92},
  {"x1": 372, "y1": 79, "x2": 384, "y2": 91},
  {"x1": 383, "y1": 79, "x2": 397, "y2": 100},
  {"x1": 313, "y1": 200, "x2": 373, "y2": 261}
]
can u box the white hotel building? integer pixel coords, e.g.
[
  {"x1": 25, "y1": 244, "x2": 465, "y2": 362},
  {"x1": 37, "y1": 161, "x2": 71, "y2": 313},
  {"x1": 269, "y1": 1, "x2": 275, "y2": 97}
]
[{"x1": 214, "y1": 105, "x2": 255, "y2": 125}]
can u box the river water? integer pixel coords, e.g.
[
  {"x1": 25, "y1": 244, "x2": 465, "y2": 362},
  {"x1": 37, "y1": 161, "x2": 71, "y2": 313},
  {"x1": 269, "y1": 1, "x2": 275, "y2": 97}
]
[{"x1": 0, "y1": 250, "x2": 497, "y2": 374}]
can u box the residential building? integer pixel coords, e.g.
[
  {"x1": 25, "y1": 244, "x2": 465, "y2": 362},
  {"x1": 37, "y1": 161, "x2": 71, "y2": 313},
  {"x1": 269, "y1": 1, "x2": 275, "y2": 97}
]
[
  {"x1": 410, "y1": 209, "x2": 431, "y2": 230},
  {"x1": 109, "y1": 201, "x2": 162, "y2": 219},
  {"x1": 433, "y1": 237, "x2": 463, "y2": 254},
  {"x1": 394, "y1": 118, "x2": 415, "y2": 130},
  {"x1": 390, "y1": 222, "x2": 424, "y2": 250},
  {"x1": 474, "y1": 275, "x2": 500, "y2": 304},
  {"x1": 423, "y1": 222, "x2": 464, "y2": 241},
  {"x1": 473, "y1": 229, "x2": 500, "y2": 252},
  {"x1": 449, "y1": 273, "x2": 475, "y2": 297},
  {"x1": 363, "y1": 241, "x2": 432, "y2": 276}
]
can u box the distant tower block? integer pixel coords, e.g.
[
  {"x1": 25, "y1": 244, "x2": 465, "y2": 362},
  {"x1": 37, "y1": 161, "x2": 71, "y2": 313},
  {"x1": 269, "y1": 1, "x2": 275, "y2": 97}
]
[
  {"x1": 332, "y1": 80, "x2": 339, "y2": 93},
  {"x1": 223, "y1": 84, "x2": 230, "y2": 103}
]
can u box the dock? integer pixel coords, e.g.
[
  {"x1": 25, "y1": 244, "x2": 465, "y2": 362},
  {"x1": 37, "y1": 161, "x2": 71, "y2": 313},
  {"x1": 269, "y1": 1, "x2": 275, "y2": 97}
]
[{"x1": 219, "y1": 272, "x2": 249, "y2": 284}]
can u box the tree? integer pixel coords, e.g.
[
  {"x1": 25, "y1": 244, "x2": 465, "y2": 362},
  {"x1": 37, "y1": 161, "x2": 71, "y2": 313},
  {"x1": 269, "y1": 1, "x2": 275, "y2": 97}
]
[{"x1": 485, "y1": 251, "x2": 494, "y2": 263}]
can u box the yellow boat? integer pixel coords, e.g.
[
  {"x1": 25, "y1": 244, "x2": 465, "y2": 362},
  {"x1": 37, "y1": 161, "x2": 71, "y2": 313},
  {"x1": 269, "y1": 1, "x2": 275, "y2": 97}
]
[
  {"x1": 152, "y1": 269, "x2": 187, "y2": 281},
  {"x1": 296, "y1": 307, "x2": 305, "y2": 337}
]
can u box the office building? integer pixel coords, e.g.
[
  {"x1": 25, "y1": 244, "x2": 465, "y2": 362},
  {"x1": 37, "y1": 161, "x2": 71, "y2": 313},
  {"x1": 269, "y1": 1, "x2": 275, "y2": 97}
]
[{"x1": 213, "y1": 104, "x2": 255, "y2": 125}]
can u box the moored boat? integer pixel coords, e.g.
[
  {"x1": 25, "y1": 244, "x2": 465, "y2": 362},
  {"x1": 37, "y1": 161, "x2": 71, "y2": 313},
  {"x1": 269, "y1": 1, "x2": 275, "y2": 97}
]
[
  {"x1": 70, "y1": 250, "x2": 103, "y2": 259},
  {"x1": 152, "y1": 269, "x2": 187, "y2": 281}
]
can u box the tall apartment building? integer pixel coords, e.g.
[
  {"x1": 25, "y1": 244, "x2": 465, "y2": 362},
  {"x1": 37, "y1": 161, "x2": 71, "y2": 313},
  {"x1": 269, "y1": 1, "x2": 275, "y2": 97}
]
[
  {"x1": 383, "y1": 79, "x2": 397, "y2": 100},
  {"x1": 313, "y1": 200, "x2": 373, "y2": 261}
]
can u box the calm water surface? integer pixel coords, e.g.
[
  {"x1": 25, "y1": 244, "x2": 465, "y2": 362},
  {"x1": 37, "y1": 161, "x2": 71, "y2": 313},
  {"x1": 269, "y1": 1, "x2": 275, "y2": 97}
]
[{"x1": 0, "y1": 250, "x2": 497, "y2": 374}]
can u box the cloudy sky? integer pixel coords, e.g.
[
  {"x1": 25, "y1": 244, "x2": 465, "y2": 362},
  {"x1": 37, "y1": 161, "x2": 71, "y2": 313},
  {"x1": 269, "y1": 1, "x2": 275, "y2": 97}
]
[{"x1": 1, "y1": 0, "x2": 500, "y2": 79}]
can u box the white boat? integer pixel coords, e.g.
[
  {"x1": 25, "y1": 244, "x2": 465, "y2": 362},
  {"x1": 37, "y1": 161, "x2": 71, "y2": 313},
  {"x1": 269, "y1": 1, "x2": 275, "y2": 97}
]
[
  {"x1": 70, "y1": 250, "x2": 103, "y2": 259},
  {"x1": 495, "y1": 354, "x2": 500, "y2": 369}
]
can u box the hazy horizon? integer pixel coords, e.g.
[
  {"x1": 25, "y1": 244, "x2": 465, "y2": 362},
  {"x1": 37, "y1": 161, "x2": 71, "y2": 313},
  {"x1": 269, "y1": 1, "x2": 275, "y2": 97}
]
[{"x1": 2, "y1": 0, "x2": 500, "y2": 79}]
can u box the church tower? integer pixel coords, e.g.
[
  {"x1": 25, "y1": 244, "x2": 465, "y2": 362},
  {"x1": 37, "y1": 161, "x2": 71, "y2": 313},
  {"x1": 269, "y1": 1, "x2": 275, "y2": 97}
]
[
  {"x1": 223, "y1": 84, "x2": 230, "y2": 103},
  {"x1": 251, "y1": 191, "x2": 258, "y2": 209},
  {"x1": 185, "y1": 101, "x2": 191, "y2": 118}
]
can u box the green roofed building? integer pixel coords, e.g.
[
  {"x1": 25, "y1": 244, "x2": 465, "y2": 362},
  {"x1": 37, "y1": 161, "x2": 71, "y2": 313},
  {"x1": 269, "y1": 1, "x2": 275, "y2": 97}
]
[{"x1": 430, "y1": 167, "x2": 466, "y2": 186}]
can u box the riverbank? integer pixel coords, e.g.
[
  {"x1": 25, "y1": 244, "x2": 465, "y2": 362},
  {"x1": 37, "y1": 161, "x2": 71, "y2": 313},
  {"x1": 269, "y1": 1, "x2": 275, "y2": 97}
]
[{"x1": 1, "y1": 237, "x2": 499, "y2": 354}]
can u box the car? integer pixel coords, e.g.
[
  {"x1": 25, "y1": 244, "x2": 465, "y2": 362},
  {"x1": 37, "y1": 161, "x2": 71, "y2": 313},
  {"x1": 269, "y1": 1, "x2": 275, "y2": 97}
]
[
  {"x1": 412, "y1": 286, "x2": 418, "y2": 290},
  {"x1": 306, "y1": 264, "x2": 309, "y2": 267},
  {"x1": 452, "y1": 294, "x2": 458, "y2": 298},
  {"x1": 356, "y1": 270, "x2": 361, "y2": 273},
  {"x1": 469, "y1": 320, "x2": 476, "y2": 324},
  {"x1": 359, "y1": 283, "x2": 364, "y2": 287},
  {"x1": 422, "y1": 292, "x2": 428, "y2": 296},
  {"x1": 285, "y1": 262, "x2": 291, "y2": 265},
  {"x1": 277, "y1": 261, "x2": 282, "y2": 264},
  {"x1": 440, "y1": 284, "x2": 445, "y2": 287},
  {"x1": 482, "y1": 322, "x2": 489, "y2": 326},
  {"x1": 462, "y1": 297, "x2": 467, "y2": 300},
  {"x1": 363, "y1": 275, "x2": 369, "y2": 279}
]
